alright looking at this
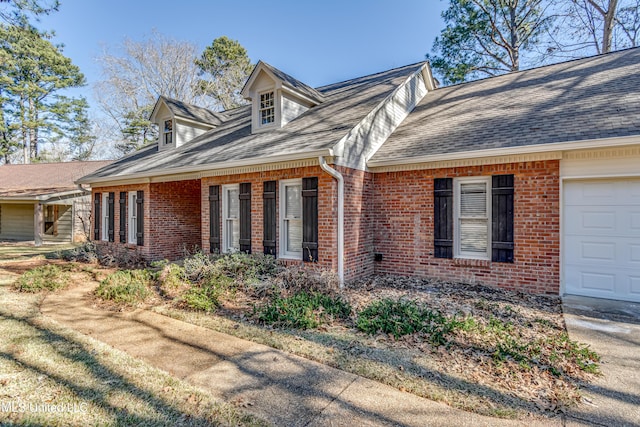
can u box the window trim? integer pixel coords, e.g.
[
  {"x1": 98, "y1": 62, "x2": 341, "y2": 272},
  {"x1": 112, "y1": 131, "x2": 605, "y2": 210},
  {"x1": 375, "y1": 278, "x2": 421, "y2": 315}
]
[
  {"x1": 101, "y1": 193, "x2": 109, "y2": 242},
  {"x1": 454, "y1": 176, "x2": 492, "y2": 260},
  {"x1": 163, "y1": 119, "x2": 173, "y2": 146},
  {"x1": 279, "y1": 178, "x2": 303, "y2": 259},
  {"x1": 127, "y1": 191, "x2": 137, "y2": 244},
  {"x1": 258, "y1": 90, "x2": 275, "y2": 127},
  {"x1": 221, "y1": 184, "x2": 240, "y2": 253}
]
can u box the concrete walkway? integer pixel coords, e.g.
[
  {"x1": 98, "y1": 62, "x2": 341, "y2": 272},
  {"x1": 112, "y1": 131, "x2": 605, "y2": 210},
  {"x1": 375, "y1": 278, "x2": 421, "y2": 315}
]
[
  {"x1": 563, "y1": 295, "x2": 640, "y2": 427},
  {"x1": 41, "y1": 284, "x2": 560, "y2": 427}
]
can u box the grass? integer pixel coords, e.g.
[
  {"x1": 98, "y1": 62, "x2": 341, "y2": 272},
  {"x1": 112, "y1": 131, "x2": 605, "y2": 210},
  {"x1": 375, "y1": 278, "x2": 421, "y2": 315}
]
[
  {"x1": 0, "y1": 272, "x2": 267, "y2": 426},
  {"x1": 0, "y1": 243, "x2": 78, "y2": 261}
]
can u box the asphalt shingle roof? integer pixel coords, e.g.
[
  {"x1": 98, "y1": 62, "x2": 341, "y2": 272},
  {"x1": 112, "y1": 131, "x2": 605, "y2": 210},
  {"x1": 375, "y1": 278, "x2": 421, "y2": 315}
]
[
  {"x1": 0, "y1": 161, "x2": 113, "y2": 198},
  {"x1": 160, "y1": 96, "x2": 227, "y2": 126},
  {"x1": 258, "y1": 61, "x2": 325, "y2": 103},
  {"x1": 81, "y1": 62, "x2": 425, "y2": 182},
  {"x1": 372, "y1": 47, "x2": 640, "y2": 163}
]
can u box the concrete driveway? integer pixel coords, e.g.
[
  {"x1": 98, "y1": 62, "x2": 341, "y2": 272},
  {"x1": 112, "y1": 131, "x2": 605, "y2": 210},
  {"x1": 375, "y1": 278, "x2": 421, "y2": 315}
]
[{"x1": 563, "y1": 295, "x2": 640, "y2": 427}]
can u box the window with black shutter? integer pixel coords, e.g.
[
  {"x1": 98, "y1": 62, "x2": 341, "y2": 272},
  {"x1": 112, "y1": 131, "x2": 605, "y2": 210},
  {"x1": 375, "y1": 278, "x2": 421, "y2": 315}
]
[
  {"x1": 119, "y1": 192, "x2": 126, "y2": 243},
  {"x1": 434, "y1": 178, "x2": 453, "y2": 258},
  {"x1": 491, "y1": 175, "x2": 514, "y2": 263},
  {"x1": 239, "y1": 183, "x2": 251, "y2": 253},
  {"x1": 263, "y1": 181, "x2": 276, "y2": 256},
  {"x1": 108, "y1": 192, "x2": 115, "y2": 242},
  {"x1": 302, "y1": 177, "x2": 318, "y2": 262},
  {"x1": 94, "y1": 193, "x2": 101, "y2": 241},
  {"x1": 136, "y1": 190, "x2": 144, "y2": 246},
  {"x1": 209, "y1": 185, "x2": 220, "y2": 253}
]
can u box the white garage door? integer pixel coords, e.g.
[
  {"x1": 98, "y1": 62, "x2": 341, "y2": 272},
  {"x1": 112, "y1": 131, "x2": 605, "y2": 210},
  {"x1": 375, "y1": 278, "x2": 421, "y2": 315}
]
[{"x1": 564, "y1": 179, "x2": 640, "y2": 302}]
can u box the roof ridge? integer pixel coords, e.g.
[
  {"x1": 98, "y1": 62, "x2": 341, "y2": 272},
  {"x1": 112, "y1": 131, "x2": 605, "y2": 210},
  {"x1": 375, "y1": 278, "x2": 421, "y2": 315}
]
[
  {"x1": 436, "y1": 46, "x2": 640, "y2": 90},
  {"x1": 315, "y1": 61, "x2": 428, "y2": 91}
]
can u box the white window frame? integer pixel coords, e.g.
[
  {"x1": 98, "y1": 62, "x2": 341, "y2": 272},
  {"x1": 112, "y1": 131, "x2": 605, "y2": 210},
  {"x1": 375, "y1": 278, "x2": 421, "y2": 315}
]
[
  {"x1": 454, "y1": 177, "x2": 492, "y2": 260},
  {"x1": 163, "y1": 119, "x2": 173, "y2": 146},
  {"x1": 127, "y1": 191, "x2": 137, "y2": 244},
  {"x1": 279, "y1": 179, "x2": 303, "y2": 259},
  {"x1": 101, "y1": 193, "x2": 109, "y2": 242},
  {"x1": 259, "y1": 90, "x2": 275, "y2": 127},
  {"x1": 222, "y1": 184, "x2": 240, "y2": 253}
]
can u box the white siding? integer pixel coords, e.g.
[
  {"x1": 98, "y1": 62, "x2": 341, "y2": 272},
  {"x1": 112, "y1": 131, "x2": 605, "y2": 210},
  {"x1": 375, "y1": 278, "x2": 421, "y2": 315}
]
[
  {"x1": 335, "y1": 66, "x2": 429, "y2": 171},
  {"x1": 561, "y1": 145, "x2": 640, "y2": 178},
  {"x1": 0, "y1": 203, "x2": 34, "y2": 241},
  {"x1": 281, "y1": 94, "x2": 309, "y2": 126},
  {"x1": 175, "y1": 120, "x2": 211, "y2": 147}
]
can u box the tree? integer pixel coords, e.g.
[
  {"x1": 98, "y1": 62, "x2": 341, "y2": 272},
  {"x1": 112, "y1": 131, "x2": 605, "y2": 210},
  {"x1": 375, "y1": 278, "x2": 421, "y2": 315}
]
[
  {"x1": 547, "y1": 1, "x2": 639, "y2": 58},
  {"x1": 0, "y1": 24, "x2": 87, "y2": 163},
  {"x1": 94, "y1": 30, "x2": 203, "y2": 155},
  {"x1": 0, "y1": 0, "x2": 59, "y2": 25},
  {"x1": 428, "y1": 0, "x2": 554, "y2": 84},
  {"x1": 195, "y1": 36, "x2": 253, "y2": 110}
]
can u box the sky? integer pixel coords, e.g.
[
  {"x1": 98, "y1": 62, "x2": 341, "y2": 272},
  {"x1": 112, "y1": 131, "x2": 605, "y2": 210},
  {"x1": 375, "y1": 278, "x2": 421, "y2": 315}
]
[{"x1": 35, "y1": 0, "x2": 446, "y2": 113}]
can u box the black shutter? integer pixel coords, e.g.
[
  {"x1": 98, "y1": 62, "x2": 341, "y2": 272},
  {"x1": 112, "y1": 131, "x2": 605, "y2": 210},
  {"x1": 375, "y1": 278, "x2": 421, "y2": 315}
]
[
  {"x1": 239, "y1": 183, "x2": 252, "y2": 253},
  {"x1": 263, "y1": 181, "x2": 277, "y2": 256},
  {"x1": 209, "y1": 185, "x2": 221, "y2": 253},
  {"x1": 119, "y1": 192, "x2": 126, "y2": 243},
  {"x1": 136, "y1": 191, "x2": 144, "y2": 246},
  {"x1": 434, "y1": 178, "x2": 453, "y2": 259},
  {"x1": 302, "y1": 177, "x2": 318, "y2": 262},
  {"x1": 108, "y1": 192, "x2": 115, "y2": 242},
  {"x1": 492, "y1": 175, "x2": 514, "y2": 263},
  {"x1": 94, "y1": 193, "x2": 101, "y2": 241}
]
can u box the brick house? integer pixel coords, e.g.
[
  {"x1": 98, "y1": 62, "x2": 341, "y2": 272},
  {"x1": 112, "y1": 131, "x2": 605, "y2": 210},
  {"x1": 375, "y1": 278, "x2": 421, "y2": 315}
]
[{"x1": 78, "y1": 48, "x2": 640, "y2": 302}]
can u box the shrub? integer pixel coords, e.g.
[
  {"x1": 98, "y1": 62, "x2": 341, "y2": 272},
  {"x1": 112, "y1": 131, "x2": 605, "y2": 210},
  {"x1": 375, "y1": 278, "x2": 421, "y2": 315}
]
[
  {"x1": 268, "y1": 266, "x2": 340, "y2": 297},
  {"x1": 156, "y1": 264, "x2": 189, "y2": 299},
  {"x1": 182, "y1": 252, "x2": 216, "y2": 282},
  {"x1": 55, "y1": 242, "x2": 98, "y2": 264},
  {"x1": 257, "y1": 291, "x2": 352, "y2": 329},
  {"x1": 14, "y1": 265, "x2": 71, "y2": 292},
  {"x1": 181, "y1": 274, "x2": 233, "y2": 312},
  {"x1": 95, "y1": 269, "x2": 152, "y2": 305},
  {"x1": 213, "y1": 252, "x2": 279, "y2": 282},
  {"x1": 356, "y1": 298, "x2": 460, "y2": 345}
]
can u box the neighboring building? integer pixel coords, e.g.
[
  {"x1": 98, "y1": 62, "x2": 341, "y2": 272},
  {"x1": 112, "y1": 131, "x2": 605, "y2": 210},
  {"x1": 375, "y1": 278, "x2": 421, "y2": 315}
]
[
  {"x1": 0, "y1": 161, "x2": 113, "y2": 245},
  {"x1": 78, "y1": 48, "x2": 640, "y2": 303}
]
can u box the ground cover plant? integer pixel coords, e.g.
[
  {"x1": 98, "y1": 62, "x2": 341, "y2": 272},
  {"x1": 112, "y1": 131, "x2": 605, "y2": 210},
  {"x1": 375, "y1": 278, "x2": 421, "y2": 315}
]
[
  {"x1": 0, "y1": 247, "x2": 267, "y2": 427},
  {"x1": 11, "y1": 248, "x2": 601, "y2": 421}
]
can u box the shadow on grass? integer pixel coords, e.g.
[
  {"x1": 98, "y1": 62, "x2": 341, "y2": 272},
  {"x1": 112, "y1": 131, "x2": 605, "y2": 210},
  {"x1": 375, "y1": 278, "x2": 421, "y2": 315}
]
[{"x1": 0, "y1": 308, "x2": 236, "y2": 426}]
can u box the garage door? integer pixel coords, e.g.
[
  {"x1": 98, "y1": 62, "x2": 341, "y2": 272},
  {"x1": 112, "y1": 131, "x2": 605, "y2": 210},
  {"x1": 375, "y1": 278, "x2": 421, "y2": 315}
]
[{"x1": 564, "y1": 179, "x2": 640, "y2": 302}]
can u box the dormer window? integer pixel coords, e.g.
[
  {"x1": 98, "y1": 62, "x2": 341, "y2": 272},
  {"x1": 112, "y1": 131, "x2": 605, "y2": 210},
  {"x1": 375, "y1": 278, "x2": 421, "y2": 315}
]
[
  {"x1": 163, "y1": 119, "x2": 173, "y2": 145},
  {"x1": 259, "y1": 91, "x2": 275, "y2": 126}
]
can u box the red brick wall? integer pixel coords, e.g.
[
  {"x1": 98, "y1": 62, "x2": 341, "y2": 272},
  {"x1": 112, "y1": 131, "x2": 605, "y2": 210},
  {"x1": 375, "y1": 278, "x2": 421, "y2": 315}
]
[
  {"x1": 337, "y1": 166, "x2": 376, "y2": 280},
  {"x1": 372, "y1": 160, "x2": 561, "y2": 295},
  {"x1": 92, "y1": 179, "x2": 201, "y2": 261},
  {"x1": 200, "y1": 166, "x2": 339, "y2": 272}
]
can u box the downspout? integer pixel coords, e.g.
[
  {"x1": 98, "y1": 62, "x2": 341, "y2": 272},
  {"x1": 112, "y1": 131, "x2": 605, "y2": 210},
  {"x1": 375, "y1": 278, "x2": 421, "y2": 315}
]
[{"x1": 319, "y1": 156, "x2": 344, "y2": 288}]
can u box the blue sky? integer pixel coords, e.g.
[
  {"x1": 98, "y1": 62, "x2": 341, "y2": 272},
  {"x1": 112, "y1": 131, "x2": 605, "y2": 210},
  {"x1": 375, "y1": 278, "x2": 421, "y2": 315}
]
[{"x1": 37, "y1": 0, "x2": 446, "y2": 109}]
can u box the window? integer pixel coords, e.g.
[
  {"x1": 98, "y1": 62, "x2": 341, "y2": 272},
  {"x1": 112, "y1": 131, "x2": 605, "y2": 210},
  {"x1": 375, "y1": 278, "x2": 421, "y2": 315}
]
[
  {"x1": 280, "y1": 179, "x2": 302, "y2": 258},
  {"x1": 163, "y1": 119, "x2": 173, "y2": 145},
  {"x1": 128, "y1": 191, "x2": 137, "y2": 244},
  {"x1": 222, "y1": 185, "x2": 240, "y2": 252},
  {"x1": 259, "y1": 91, "x2": 275, "y2": 126},
  {"x1": 454, "y1": 177, "x2": 491, "y2": 259},
  {"x1": 101, "y1": 193, "x2": 109, "y2": 242}
]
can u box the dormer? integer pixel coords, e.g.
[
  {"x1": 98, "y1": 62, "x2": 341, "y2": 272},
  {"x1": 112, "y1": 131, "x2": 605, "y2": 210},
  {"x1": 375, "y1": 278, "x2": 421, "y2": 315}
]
[
  {"x1": 150, "y1": 96, "x2": 226, "y2": 151},
  {"x1": 241, "y1": 61, "x2": 325, "y2": 134}
]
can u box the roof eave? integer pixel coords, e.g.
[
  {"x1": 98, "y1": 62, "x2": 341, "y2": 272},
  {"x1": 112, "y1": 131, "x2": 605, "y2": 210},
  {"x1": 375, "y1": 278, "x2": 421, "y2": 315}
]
[
  {"x1": 367, "y1": 135, "x2": 640, "y2": 168},
  {"x1": 76, "y1": 148, "x2": 335, "y2": 185}
]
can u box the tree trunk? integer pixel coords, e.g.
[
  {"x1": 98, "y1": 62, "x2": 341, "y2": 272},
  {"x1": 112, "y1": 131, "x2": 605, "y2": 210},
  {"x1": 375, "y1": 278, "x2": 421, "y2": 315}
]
[
  {"x1": 29, "y1": 98, "x2": 38, "y2": 161},
  {"x1": 602, "y1": 0, "x2": 619, "y2": 53},
  {"x1": 510, "y1": 5, "x2": 520, "y2": 71}
]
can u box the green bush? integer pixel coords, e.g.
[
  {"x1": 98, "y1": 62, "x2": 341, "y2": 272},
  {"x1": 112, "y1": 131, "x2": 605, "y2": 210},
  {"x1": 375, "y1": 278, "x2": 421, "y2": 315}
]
[
  {"x1": 257, "y1": 291, "x2": 351, "y2": 329},
  {"x1": 156, "y1": 264, "x2": 188, "y2": 299},
  {"x1": 181, "y1": 274, "x2": 233, "y2": 312},
  {"x1": 213, "y1": 252, "x2": 279, "y2": 282},
  {"x1": 356, "y1": 298, "x2": 460, "y2": 345},
  {"x1": 54, "y1": 242, "x2": 98, "y2": 264},
  {"x1": 95, "y1": 269, "x2": 152, "y2": 305},
  {"x1": 14, "y1": 264, "x2": 71, "y2": 292}
]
